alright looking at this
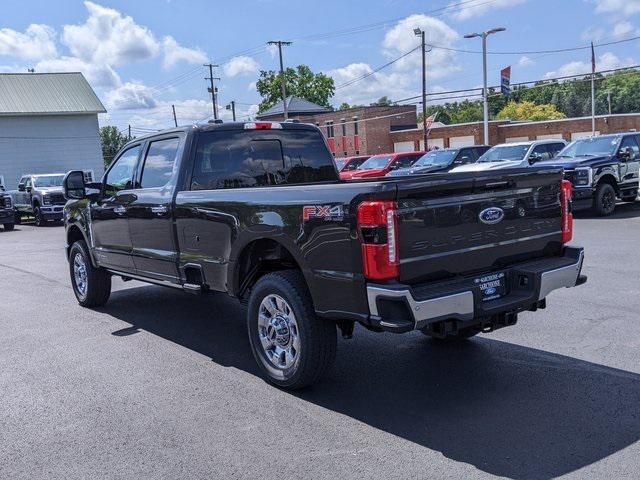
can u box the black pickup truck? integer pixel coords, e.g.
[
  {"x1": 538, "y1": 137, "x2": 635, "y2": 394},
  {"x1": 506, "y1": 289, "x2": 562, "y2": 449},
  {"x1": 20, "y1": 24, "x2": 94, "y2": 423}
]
[{"x1": 63, "y1": 121, "x2": 586, "y2": 389}]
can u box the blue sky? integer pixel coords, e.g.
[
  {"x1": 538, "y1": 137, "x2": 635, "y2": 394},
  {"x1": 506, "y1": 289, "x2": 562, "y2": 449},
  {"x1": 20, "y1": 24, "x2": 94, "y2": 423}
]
[{"x1": 1, "y1": 0, "x2": 639, "y2": 133}]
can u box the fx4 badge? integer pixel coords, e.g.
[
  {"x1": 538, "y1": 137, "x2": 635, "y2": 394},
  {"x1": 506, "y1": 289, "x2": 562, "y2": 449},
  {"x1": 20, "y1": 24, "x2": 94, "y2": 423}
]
[{"x1": 302, "y1": 205, "x2": 344, "y2": 222}]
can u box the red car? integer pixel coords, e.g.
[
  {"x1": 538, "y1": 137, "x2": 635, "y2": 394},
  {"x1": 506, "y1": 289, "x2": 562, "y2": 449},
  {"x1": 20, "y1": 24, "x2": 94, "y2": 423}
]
[
  {"x1": 340, "y1": 151, "x2": 425, "y2": 180},
  {"x1": 335, "y1": 155, "x2": 370, "y2": 173}
]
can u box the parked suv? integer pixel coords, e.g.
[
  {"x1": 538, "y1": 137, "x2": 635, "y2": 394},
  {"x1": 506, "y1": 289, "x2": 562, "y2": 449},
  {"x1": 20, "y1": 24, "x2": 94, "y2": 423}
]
[
  {"x1": 537, "y1": 133, "x2": 640, "y2": 215},
  {"x1": 340, "y1": 151, "x2": 425, "y2": 179},
  {"x1": 11, "y1": 173, "x2": 66, "y2": 226},
  {"x1": 451, "y1": 139, "x2": 567, "y2": 172},
  {"x1": 387, "y1": 145, "x2": 490, "y2": 176},
  {"x1": 0, "y1": 187, "x2": 15, "y2": 231}
]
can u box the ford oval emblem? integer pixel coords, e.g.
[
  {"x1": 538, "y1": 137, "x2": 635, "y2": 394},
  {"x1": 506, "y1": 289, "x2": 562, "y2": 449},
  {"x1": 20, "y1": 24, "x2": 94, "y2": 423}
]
[
  {"x1": 479, "y1": 207, "x2": 505, "y2": 225},
  {"x1": 484, "y1": 287, "x2": 497, "y2": 295}
]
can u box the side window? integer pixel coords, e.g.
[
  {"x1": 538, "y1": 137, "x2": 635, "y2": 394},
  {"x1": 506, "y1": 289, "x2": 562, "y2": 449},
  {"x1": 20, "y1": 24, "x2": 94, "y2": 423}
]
[
  {"x1": 458, "y1": 148, "x2": 474, "y2": 163},
  {"x1": 104, "y1": 145, "x2": 140, "y2": 195},
  {"x1": 530, "y1": 144, "x2": 551, "y2": 163},
  {"x1": 395, "y1": 155, "x2": 418, "y2": 169},
  {"x1": 139, "y1": 138, "x2": 179, "y2": 189},
  {"x1": 25, "y1": 177, "x2": 32, "y2": 188},
  {"x1": 548, "y1": 143, "x2": 565, "y2": 158},
  {"x1": 619, "y1": 136, "x2": 640, "y2": 159}
]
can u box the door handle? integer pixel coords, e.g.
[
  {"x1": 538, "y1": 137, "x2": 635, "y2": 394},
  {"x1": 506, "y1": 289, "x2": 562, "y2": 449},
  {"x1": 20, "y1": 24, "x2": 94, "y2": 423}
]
[
  {"x1": 113, "y1": 205, "x2": 127, "y2": 214},
  {"x1": 151, "y1": 206, "x2": 168, "y2": 214}
]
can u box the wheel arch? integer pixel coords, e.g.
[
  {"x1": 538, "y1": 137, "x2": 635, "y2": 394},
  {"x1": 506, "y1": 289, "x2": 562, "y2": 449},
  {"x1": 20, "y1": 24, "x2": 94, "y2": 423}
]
[
  {"x1": 596, "y1": 172, "x2": 620, "y2": 195},
  {"x1": 230, "y1": 236, "x2": 311, "y2": 301},
  {"x1": 66, "y1": 222, "x2": 96, "y2": 266}
]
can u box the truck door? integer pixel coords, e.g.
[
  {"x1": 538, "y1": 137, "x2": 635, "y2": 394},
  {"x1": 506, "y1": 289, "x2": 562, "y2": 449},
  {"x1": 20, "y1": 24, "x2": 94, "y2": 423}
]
[
  {"x1": 90, "y1": 144, "x2": 141, "y2": 272},
  {"x1": 127, "y1": 136, "x2": 181, "y2": 283},
  {"x1": 622, "y1": 136, "x2": 640, "y2": 189}
]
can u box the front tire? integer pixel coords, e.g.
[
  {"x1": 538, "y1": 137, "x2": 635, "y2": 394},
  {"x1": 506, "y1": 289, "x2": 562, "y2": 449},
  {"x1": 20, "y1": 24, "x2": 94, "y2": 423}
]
[
  {"x1": 3, "y1": 223, "x2": 14, "y2": 231},
  {"x1": 593, "y1": 183, "x2": 616, "y2": 216},
  {"x1": 34, "y1": 206, "x2": 45, "y2": 226},
  {"x1": 247, "y1": 270, "x2": 337, "y2": 390},
  {"x1": 69, "y1": 240, "x2": 111, "y2": 307}
]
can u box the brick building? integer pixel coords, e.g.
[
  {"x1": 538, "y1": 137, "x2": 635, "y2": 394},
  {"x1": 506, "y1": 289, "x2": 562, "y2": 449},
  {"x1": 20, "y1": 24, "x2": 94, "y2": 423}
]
[
  {"x1": 390, "y1": 113, "x2": 640, "y2": 151},
  {"x1": 256, "y1": 96, "x2": 417, "y2": 156}
]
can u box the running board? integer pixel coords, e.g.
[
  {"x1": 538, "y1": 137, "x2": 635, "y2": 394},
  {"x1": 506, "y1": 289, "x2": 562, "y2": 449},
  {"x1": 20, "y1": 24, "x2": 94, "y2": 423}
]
[{"x1": 183, "y1": 283, "x2": 203, "y2": 295}]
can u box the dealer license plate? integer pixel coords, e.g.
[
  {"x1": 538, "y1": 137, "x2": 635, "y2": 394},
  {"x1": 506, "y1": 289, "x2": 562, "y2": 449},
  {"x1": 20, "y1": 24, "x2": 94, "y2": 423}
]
[{"x1": 474, "y1": 272, "x2": 506, "y2": 301}]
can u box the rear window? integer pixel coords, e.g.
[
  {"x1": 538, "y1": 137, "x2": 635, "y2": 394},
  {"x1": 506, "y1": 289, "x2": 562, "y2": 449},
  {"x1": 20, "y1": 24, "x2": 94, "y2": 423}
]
[{"x1": 191, "y1": 129, "x2": 337, "y2": 190}]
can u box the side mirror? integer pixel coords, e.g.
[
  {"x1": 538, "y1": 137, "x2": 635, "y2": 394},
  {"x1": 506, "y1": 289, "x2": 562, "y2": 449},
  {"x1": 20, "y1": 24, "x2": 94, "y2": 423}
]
[
  {"x1": 18, "y1": 183, "x2": 25, "y2": 192},
  {"x1": 618, "y1": 146, "x2": 633, "y2": 161},
  {"x1": 63, "y1": 170, "x2": 86, "y2": 200}
]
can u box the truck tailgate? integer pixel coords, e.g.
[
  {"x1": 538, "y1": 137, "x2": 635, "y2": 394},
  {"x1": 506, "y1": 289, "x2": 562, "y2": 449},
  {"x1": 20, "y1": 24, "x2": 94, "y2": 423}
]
[{"x1": 395, "y1": 168, "x2": 564, "y2": 284}]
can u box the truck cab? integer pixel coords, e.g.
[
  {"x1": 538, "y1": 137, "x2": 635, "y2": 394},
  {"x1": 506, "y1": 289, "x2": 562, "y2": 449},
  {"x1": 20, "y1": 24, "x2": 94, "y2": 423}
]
[
  {"x1": 12, "y1": 173, "x2": 67, "y2": 226},
  {"x1": 537, "y1": 133, "x2": 640, "y2": 215}
]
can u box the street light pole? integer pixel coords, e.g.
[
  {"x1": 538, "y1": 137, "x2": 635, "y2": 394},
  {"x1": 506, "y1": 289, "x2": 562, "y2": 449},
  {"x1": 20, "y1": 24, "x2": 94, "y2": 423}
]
[
  {"x1": 414, "y1": 28, "x2": 428, "y2": 151},
  {"x1": 464, "y1": 27, "x2": 506, "y2": 145},
  {"x1": 268, "y1": 40, "x2": 292, "y2": 120}
]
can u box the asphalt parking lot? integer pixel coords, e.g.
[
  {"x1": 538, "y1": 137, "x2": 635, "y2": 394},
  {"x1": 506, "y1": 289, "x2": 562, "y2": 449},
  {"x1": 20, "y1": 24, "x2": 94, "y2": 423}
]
[{"x1": 1, "y1": 206, "x2": 639, "y2": 480}]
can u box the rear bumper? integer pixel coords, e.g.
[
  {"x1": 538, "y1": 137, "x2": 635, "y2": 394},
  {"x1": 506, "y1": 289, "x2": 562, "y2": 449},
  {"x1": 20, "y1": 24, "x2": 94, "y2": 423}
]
[{"x1": 366, "y1": 246, "x2": 586, "y2": 333}]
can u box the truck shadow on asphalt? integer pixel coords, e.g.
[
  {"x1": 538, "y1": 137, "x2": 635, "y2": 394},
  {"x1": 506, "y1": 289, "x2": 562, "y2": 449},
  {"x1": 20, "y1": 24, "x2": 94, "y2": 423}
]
[
  {"x1": 574, "y1": 200, "x2": 640, "y2": 220},
  {"x1": 103, "y1": 285, "x2": 640, "y2": 480}
]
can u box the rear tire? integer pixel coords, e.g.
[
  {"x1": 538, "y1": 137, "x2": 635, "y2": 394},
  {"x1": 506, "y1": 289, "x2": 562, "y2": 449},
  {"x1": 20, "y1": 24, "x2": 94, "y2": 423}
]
[
  {"x1": 593, "y1": 183, "x2": 616, "y2": 216},
  {"x1": 69, "y1": 240, "x2": 111, "y2": 307},
  {"x1": 247, "y1": 270, "x2": 337, "y2": 390},
  {"x1": 3, "y1": 223, "x2": 14, "y2": 231}
]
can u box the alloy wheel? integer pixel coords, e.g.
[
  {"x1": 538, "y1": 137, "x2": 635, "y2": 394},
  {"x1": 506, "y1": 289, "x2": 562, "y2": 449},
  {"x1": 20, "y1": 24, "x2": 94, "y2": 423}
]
[{"x1": 257, "y1": 294, "x2": 301, "y2": 370}]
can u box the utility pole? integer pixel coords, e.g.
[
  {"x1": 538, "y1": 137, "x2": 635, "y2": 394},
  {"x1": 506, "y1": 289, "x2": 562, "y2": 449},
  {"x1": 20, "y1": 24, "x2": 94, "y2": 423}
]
[
  {"x1": 267, "y1": 40, "x2": 292, "y2": 119},
  {"x1": 172, "y1": 104, "x2": 178, "y2": 127},
  {"x1": 128, "y1": 124, "x2": 131, "y2": 140},
  {"x1": 226, "y1": 101, "x2": 236, "y2": 121},
  {"x1": 414, "y1": 28, "x2": 427, "y2": 150},
  {"x1": 591, "y1": 42, "x2": 596, "y2": 135},
  {"x1": 465, "y1": 27, "x2": 506, "y2": 145},
  {"x1": 204, "y1": 63, "x2": 220, "y2": 120}
]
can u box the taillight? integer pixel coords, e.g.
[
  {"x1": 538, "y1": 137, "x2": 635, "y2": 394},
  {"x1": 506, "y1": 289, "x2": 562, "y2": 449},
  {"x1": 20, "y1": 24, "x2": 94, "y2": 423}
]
[
  {"x1": 560, "y1": 179, "x2": 573, "y2": 244},
  {"x1": 357, "y1": 201, "x2": 399, "y2": 280}
]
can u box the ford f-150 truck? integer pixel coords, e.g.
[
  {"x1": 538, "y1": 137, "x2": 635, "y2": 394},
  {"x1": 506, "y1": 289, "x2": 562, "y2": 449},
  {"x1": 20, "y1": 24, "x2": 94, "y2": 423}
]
[{"x1": 63, "y1": 121, "x2": 586, "y2": 389}]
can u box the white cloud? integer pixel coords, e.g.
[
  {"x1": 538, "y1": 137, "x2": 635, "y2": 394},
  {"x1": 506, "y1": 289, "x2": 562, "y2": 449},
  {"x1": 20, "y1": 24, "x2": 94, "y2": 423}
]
[
  {"x1": 328, "y1": 63, "x2": 415, "y2": 106},
  {"x1": 106, "y1": 81, "x2": 157, "y2": 110},
  {"x1": 545, "y1": 52, "x2": 635, "y2": 78},
  {"x1": 591, "y1": 0, "x2": 640, "y2": 16},
  {"x1": 224, "y1": 56, "x2": 260, "y2": 77},
  {"x1": 62, "y1": 1, "x2": 160, "y2": 66},
  {"x1": 162, "y1": 36, "x2": 207, "y2": 69},
  {"x1": 382, "y1": 14, "x2": 459, "y2": 77},
  {"x1": 247, "y1": 81, "x2": 257, "y2": 91},
  {"x1": 518, "y1": 55, "x2": 534, "y2": 67},
  {"x1": 0, "y1": 24, "x2": 57, "y2": 61},
  {"x1": 35, "y1": 56, "x2": 120, "y2": 88},
  {"x1": 449, "y1": 0, "x2": 527, "y2": 21}
]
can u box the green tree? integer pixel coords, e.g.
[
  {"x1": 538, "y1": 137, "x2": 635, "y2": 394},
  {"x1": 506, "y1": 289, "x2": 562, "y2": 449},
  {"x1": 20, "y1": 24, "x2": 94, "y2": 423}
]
[
  {"x1": 373, "y1": 96, "x2": 392, "y2": 106},
  {"x1": 100, "y1": 126, "x2": 130, "y2": 168},
  {"x1": 337, "y1": 102, "x2": 364, "y2": 110},
  {"x1": 256, "y1": 65, "x2": 335, "y2": 113},
  {"x1": 497, "y1": 101, "x2": 566, "y2": 121}
]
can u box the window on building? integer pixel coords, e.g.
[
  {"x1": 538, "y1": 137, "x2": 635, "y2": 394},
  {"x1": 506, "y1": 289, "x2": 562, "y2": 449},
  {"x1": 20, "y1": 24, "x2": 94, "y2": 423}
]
[
  {"x1": 353, "y1": 117, "x2": 359, "y2": 135},
  {"x1": 326, "y1": 121, "x2": 334, "y2": 138},
  {"x1": 139, "y1": 138, "x2": 180, "y2": 188},
  {"x1": 341, "y1": 120, "x2": 347, "y2": 137}
]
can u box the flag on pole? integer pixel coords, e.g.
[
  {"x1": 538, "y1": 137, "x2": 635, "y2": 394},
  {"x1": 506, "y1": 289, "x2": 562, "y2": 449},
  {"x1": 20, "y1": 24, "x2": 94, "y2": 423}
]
[
  {"x1": 424, "y1": 112, "x2": 438, "y2": 131},
  {"x1": 500, "y1": 66, "x2": 511, "y2": 96}
]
